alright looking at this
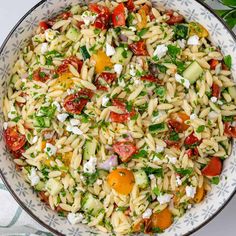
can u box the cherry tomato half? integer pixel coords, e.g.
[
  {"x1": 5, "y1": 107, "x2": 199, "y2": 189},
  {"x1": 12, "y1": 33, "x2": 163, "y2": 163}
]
[
  {"x1": 166, "y1": 10, "x2": 184, "y2": 25},
  {"x1": 184, "y1": 132, "x2": 200, "y2": 146},
  {"x1": 202, "y1": 156, "x2": 222, "y2": 176},
  {"x1": 112, "y1": 3, "x2": 126, "y2": 27},
  {"x1": 113, "y1": 141, "x2": 137, "y2": 162},
  {"x1": 224, "y1": 122, "x2": 236, "y2": 138},
  {"x1": 129, "y1": 41, "x2": 148, "y2": 56},
  {"x1": 95, "y1": 72, "x2": 117, "y2": 91},
  {"x1": 33, "y1": 69, "x2": 50, "y2": 82},
  {"x1": 39, "y1": 21, "x2": 50, "y2": 31},
  {"x1": 57, "y1": 56, "x2": 83, "y2": 74},
  {"x1": 126, "y1": 0, "x2": 135, "y2": 11},
  {"x1": 209, "y1": 59, "x2": 219, "y2": 70},
  {"x1": 212, "y1": 82, "x2": 221, "y2": 98}
]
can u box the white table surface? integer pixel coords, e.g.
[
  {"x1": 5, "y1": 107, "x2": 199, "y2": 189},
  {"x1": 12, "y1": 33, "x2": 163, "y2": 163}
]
[{"x1": 0, "y1": 1, "x2": 235, "y2": 235}]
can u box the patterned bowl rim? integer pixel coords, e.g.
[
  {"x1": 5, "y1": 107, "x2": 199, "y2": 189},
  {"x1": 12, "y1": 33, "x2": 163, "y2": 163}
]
[{"x1": 0, "y1": 0, "x2": 236, "y2": 235}]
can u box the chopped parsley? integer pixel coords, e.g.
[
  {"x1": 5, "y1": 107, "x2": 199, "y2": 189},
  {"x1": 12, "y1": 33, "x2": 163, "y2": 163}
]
[
  {"x1": 167, "y1": 45, "x2": 181, "y2": 58},
  {"x1": 132, "y1": 150, "x2": 148, "y2": 159},
  {"x1": 142, "y1": 167, "x2": 163, "y2": 177},
  {"x1": 196, "y1": 125, "x2": 205, "y2": 133},
  {"x1": 173, "y1": 24, "x2": 189, "y2": 40},
  {"x1": 211, "y1": 176, "x2": 220, "y2": 185},
  {"x1": 223, "y1": 55, "x2": 232, "y2": 69}
]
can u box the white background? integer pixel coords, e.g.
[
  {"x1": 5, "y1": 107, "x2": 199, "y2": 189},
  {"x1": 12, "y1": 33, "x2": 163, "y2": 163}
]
[{"x1": 0, "y1": 1, "x2": 235, "y2": 235}]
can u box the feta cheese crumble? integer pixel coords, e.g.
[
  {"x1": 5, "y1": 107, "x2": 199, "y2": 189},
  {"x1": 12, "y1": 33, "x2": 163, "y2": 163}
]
[
  {"x1": 185, "y1": 186, "x2": 196, "y2": 198},
  {"x1": 187, "y1": 35, "x2": 199, "y2": 46},
  {"x1": 153, "y1": 44, "x2": 168, "y2": 59},
  {"x1": 106, "y1": 43, "x2": 116, "y2": 56},
  {"x1": 177, "y1": 39, "x2": 186, "y2": 49},
  {"x1": 102, "y1": 96, "x2": 109, "y2": 107},
  {"x1": 157, "y1": 193, "x2": 173, "y2": 205},
  {"x1": 210, "y1": 96, "x2": 217, "y2": 103},
  {"x1": 83, "y1": 157, "x2": 97, "y2": 174},
  {"x1": 66, "y1": 125, "x2": 83, "y2": 135},
  {"x1": 57, "y1": 113, "x2": 69, "y2": 122},
  {"x1": 81, "y1": 11, "x2": 97, "y2": 26},
  {"x1": 31, "y1": 136, "x2": 38, "y2": 144},
  {"x1": 44, "y1": 143, "x2": 57, "y2": 156},
  {"x1": 167, "y1": 155, "x2": 177, "y2": 164},
  {"x1": 190, "y1": 113, "x2": 197, "y2": 120},
  {"x1": 70, "y1": 119, "x2": 80, "y2": 126},
  {"x1": 176, "y1": 175, "x2": 182, "y2": 186},
  {"x1": 175, "y1": 73, "x2": 190, "y2": 89},
  {"x1": 142, "y1": 208, "x2": 152, "y2": 219},
  {"x1": 114, "y1": 64, "x2": 123, "y2": 75},
  {"x1": 67, "y1": 213, "x2": 84, "y2": 225},
  {"x1": 28, "y1": 168, "x2": 40, "y2": 186},
  {"x1": 156, "y1": 145, "x2": 164, "y2": 153}
]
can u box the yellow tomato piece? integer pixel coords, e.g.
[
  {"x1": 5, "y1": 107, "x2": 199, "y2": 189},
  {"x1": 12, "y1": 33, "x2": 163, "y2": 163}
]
[
  {"x1": 189, "y1": 22, "x2": 209, "y2": 38},
  {"x1": 55, "y1": 72, "x2": 74, "y2": 90},
  {"x1": 41, "y1": 140, "x2": 47, "y2": 151},
  {"x1": 137, "y1": 5, "x2": 149, "y2": 30},
  {"x1": 91, "y1": 50, "x2": 113, "y2": 74},
  {"x1": 193, "y1": 186, "x2": 205, "y2": 203},
  {"x1": 107, "y1": 168, "x2": 135, "y2": 195},
  {"x1": 62, "y1": 152, "x2": 73, "y2": 166}
]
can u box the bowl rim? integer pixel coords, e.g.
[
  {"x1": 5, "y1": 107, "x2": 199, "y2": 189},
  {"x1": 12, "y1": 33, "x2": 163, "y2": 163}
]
[{"x1": 0, "y1": 0, "x2": 236, "y2": 235}]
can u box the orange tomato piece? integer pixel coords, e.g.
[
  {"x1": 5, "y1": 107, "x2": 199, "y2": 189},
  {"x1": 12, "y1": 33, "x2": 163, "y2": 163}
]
[
  {"x1": 107, "y1": 168, "x2": 135, "y2": 195},
  {"x1": 62, "y1": 152, "x2": 73, "y2": 166},
  {"x1": 169, "y1": 112, "x2": 190, "y2": 132},
  {"x1": 149, "y1": 208, "x2": 173, "y2": 231},
  {"x1": 137, "y1": 5, "x2": 149, "y2": 30},
  {"x1": 55, "y1": 72, "x2": 74, "y2": 90},
  {"x1": 193, "y1": 186, "x2": 205, "y2": 203},
  {"x1": 41, "y1": 140, "x2": 47, "y2": 151},
  {"x1": 91, "y1": 50, "x2": 113, "y2": 74}
]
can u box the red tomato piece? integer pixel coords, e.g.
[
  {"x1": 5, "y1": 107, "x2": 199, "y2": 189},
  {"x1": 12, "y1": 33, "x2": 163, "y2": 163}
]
[
  {"x1": 39, "y1": 21, "x2": 50, "y2": 31},
  {"x1": 212, "y1": 82, "x2": 221, "y2": 98},
  {"x1": 11, "y1": 147, "x2": 25, "y2": 159},
  {"x1": 95, "y1": 72, "x2": 117, "y2": 91},
  {"x1": 224, "y1": 122, "x2": 236, "y2": 138},
  {"x1": 4, "y1": 127, "x2": 26, "y2": 152},
  {"x1": 112, "y1": 99, "x2": 126, "y2": 111},
  {"x1": 59, "y1": 11, "x2": 72, "y2": 20},
  {"x1": 184, "y1": 132, "x2": 200, "y2": 146},
  {"x1": 129, "y1": 41, "x2": 148, "y2": 56},
  {"x1": 126, "y1": 0, "x2": 135, "y2": 11},
  {"x1": 202, "y1": 156, "x2": 222, "y2": 176},
  {"x1": 186, "y1": 147, "x2": 199, "y2": 158},
  {"x1": 112, "y1": 3, "x2": 126, "y2": 27},
  {"x1": 166, "y1": 10, "x2": 184, "y2": 25},
  {"x1": 165, "y1": 140, "x2": 180, "y2": 149},
  {"x1": 141, "y1": 75, "x2": 160, "y2": 83},
  {"x1": 77, "y1": 21, "x2": 85, "y2": 29},
  {"x1": 113, "y1": 141, "x2": 137, "y2": 162},
  {"x1": 33, "y1": 69, "x2": 50, "y2": 82},
  {"x1": 64, "y1": 89, "x2": 94, "y2": 114},
  {"x1": 57, "y1": 56, "x2": 83, "y2": 74},
  {"x1": 209, "y1": 59, "x2": 219, "y2": 70},
  {"x1": 89, "y1": 3, "x2": 110, "y2": 29}
]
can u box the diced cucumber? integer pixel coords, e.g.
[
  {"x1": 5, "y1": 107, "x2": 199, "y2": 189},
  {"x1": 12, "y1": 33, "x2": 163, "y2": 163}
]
[
  {"x1": 33, "y1": 116, "x2": 51, "y2": 128},
  {"x1": 228, "y1": 87, "x2": 236, "y2": 100},
  {"x1": 80, "y1": 45, "x2": 90, "y2": 60},
  {"x1": 98, "y1": 169, "x2": 109, "y2": 178},
  {"x1": 183, "y1": 61, "x2": 203, "y2": 84},
  {"x1": 35, "y1": 181, "x2": 45, "y2": 191},
  {"x1": 134, "y1": 170, "x2": 148, "y2": 189},
  {"x1": 111, "y1": 47, "x2": 132, "y2": 65},
  {"x1": 66, "y1": 27, "x2": 80, "y2": 42},
  {"x1": 45, "y1": 178, "x2": 63, "y2": 196},
  {"x1": 83, "y1": 138, "x2": 97, "y2": 161},
  {"x1": 81, "y1": 193, "x2": 103, "y2": 216},
  {"x1": 149, "y1": 122, "x2": 168, "y2": 134}
]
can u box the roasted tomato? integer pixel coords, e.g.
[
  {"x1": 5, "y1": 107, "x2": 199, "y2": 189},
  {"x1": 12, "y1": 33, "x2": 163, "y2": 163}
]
[
  {"x1": 38, "y1": 191, "x2": 49, "y2": 204},
  {"x1": 212, "y1": 82, "x2": 221, "y2": 98},
  {"x1": 184, "y1": 132, "x2": 200, "y2": 146},
  {"x1": 141, "y1": 75, "x2": 161, "y2": 83},
  {"x1": 186, "y1": 147, "x2": 199, "y2": 158},
  {"x1": 166, "y1": 10, "x2": 184, "y2": 25},
  {"x1": 224, "y1": 122, "x2": 236, "y2": 138},
  {"x1": 4, "y1": 127, "x2": 26, "y2": 152},
  {"x1": 39, "y1": 21, "x2": 50, "y2": 31},
  {"x1": 168, "y1": 112, "x2": 190, "y2": 133},
  {"x1": 129, "y1": 41, "x2": 148, "y2": 56},
  {"x1": 89, "y1": 3, "x2": 110, "y2": 29},
  {"x1": 63, "y1": 89, "x2": 94, "y2": 114},
  {"x1": 137, "y1": 4, "x2": 149, "y2": 30},
  {"x1": 126, "y1": 0, "x2": 135, "y2": 11},
  {"x1": 209, "y1": 59, "x2": 219, "y2": 70},
  {"x1": 165, "y1": 139, "x2": 180, "y2": 149},
  {"x1": 58, "y1": 11, "x2": 72, "y2": 20},
  {"x1": 193, "y1": 186, "x2": 205, "y2": 203},
  {"x1": 11, "y1": 146, "x2": 25, "y2": 159},
  {"x1": 112, "y1": 3, "x2": 126, "y2": 27},
  {"x1": 202, "y1": 156, "x2": 222, "y2": 176},
  {"x1": 113, "y1": 141, "x2": 137, "y2": 162},
  {"x1": 110, "y1": 99, "x2": 136, "y2": 123},
  {"x1": 57, "y1": 56, "x2": 83, "y2": 74},
  {"x1": 107, "y1": 168, "x2": 135, "y2": 195},
  {"x1": 33, "y1": 69, "x2": 50, "y2": 82},
  {"x1": 94, "y1": 72, "x2": 117, "y2": 91}
]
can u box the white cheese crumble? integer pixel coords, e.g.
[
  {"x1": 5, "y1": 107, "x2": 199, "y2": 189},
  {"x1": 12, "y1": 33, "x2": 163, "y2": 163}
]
[
  {"x1": 81, "y1": 11, "x2": 97, "y2": 26},
  {"x1": 129, "y1": 65, "x2": 136, "y2": 77},
  {"x1": 153, "y1": 44, "x2": 168, "y2": 59},
  {"x1": 175, "y1": 73, "x2": 190, "y2": 89},
  {"x1": 67, "y1": 213, "x2": 84, "y2": 225},
  {"x1": 57, "y1": 113, "x2": 69, "y2": 122},
  {"x1": 142, "y1": 208, "x2": 152, "y2": 219},
  {"x1": 70, "y1": 119, "x2": 80, "y2": 126},
  {"x1": 45, "y1": 29, "x2": 58, "y2": 42},
  {"x1": 210, "y1": 96, "x2": 217, "y2": 103},
  {"x1": 177, "y1": 39, "x2": 186, "y2": 49},
  {"x1": 114, "y1": 64, "x2": 123, "y2": 75},
  {"x1": 185, "y1": 186, "x2": 196, "y2": 198},
  {"x1": 187, "y1": 35, "x2": 199, "y2": 46},
  {"x1": 3, "y1": 122, "x2": 8, "y2": 130},
  {"x1": 156, "y1": 145, "x2": 164, "y2": 153},
  {"x1": 102, "y1": 96, "x2": 109, "y2": 107},
  {"x1": 66, "y1": 125, "x2": 83, "y2": 135},
  {"x1": 32, "y1": 136, "x2": 38, "y2": 144},
  {"x1": 83, "y1": 157, "x2": 97, "y2": 174},
  {"x1": 176, "y1": 175, "x2": 182, "y2": 186},
  {"x1": 52, "y1": 101, "x2": 61, "y2": 112},
  {"x1": 28, "y1": 168, "x2": 40, "y2": 186},
  {"x1": 44, "y1": 143, "x2": 57, "y2": 156},
  {"x1": 106, "y1": 43, "x2": 116, "y2": 57},
  {"x1": 41, "y1": 43, "x2": 48, "y2": 54},
  {"x1": 157, "y1": 193, "x2": 173, "y2": 205},
  {"x1": 167, "y1": 155, "x2": 177, "y2": 164},
  {"x1": 190, "y1": 113, "x2": 197, "y2": 120}
]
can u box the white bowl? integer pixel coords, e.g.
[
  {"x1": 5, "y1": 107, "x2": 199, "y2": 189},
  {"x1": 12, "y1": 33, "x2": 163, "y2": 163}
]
[{"x1": 0, "y1": 0, "x2": 236, "y2": 235}]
